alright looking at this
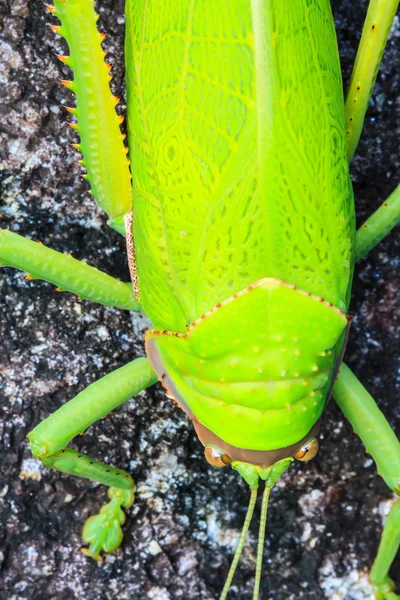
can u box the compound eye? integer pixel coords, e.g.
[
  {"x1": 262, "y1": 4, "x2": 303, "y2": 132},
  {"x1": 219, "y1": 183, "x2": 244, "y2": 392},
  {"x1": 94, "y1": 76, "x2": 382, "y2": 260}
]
[
  {"x1": 294, "y1": 437, "x2": 319, "y2": 462},
  {"x1": 204, "y1": 446, "x2": 232, "y2": 468}
]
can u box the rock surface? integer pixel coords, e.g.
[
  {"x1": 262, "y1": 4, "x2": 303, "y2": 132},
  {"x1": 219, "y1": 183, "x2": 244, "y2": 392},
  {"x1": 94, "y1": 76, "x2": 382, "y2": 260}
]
[{"x1": 0, "y1": 1, "x2": 399, "y2": 599}]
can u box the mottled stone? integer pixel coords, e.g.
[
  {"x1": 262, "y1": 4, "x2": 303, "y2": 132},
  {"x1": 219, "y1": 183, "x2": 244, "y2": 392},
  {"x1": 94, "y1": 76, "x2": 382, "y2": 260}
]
[{"x1": 0, "y1": 1, "x2": 399, "y2": 599}]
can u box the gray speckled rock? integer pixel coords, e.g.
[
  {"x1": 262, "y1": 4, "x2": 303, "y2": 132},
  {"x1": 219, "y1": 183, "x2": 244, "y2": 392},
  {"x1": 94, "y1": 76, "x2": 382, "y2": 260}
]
[{"x1": 0, "y1": 1, "x2": 399, "y2": 599}]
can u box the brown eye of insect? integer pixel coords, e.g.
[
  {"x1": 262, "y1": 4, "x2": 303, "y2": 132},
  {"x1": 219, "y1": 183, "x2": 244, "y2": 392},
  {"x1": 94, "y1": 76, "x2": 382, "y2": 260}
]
[
  {"x1": 204, "y1": 446, "x2": 232, "y2": 468},
  {"x1": 294, "y1": 437, "x2": 319, "y2": 462}
]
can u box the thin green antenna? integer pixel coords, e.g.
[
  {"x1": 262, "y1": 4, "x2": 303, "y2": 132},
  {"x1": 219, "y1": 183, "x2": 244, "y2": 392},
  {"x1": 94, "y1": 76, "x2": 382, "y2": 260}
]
[
  {"x1": 253, "y1": 484, "x2": 271, "y2": 600},
  {"x1": 219, "y1": 488, "x2": 258, "y2": 600},
  {"x1": 230, "y1": 459, "x2": 294, "y2": 599}
]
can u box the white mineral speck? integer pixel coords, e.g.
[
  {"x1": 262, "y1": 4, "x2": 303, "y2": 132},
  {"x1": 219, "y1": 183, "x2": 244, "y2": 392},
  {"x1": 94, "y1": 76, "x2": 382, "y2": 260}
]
[
  {"x1": 96, "y1": 326, "x2": 109, "y2": 340},
  {"x1": 148, "y1": 540, "x2": 162, "y2": 556},
  {"x1": 177, "y1": 548, "x2": 198, "y2": 576},
  {"x1": 301, "y1": 521, "x2": 312, "y2": 542},
  {"x1": 207, "y1": 511, "x2": 242, "y2": 552},
  {"x1": 0, "y1": 39, "x2": 22, "y2": 75},
  {"x1": 378, "y1": 495, "x2": 398, "y2": 526},
  {"x1": 299, "y1": 489, "x2": 325, "y2": 518},
  {"x1": 147, "y1": 586, "x2": 170, "y2": 600},
  {"x1": 131, "y1": 311, "x2": 152, "y2": 336},
  {"x1": 319, "y1": 559, "x2": 373, "y2": 600},
  {"x1": 389, "y1": 15, "x2": 399, "y2": 39},
  {"x1": 73, "y1": 303, "x2": 82, "y2": 316},
  {"x1": 19, "y1": 458, "x2": 42, "y2": 481}
]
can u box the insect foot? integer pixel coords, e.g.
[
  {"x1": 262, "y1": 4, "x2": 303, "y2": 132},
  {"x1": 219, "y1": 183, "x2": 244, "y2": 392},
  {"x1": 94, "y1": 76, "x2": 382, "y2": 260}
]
[{"x1": 81, "y1": 487, "x2": 135, "y2": 562}]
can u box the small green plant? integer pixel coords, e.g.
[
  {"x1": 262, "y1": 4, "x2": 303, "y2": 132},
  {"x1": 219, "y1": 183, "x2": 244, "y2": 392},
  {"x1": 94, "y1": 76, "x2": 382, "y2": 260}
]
[{"x1": 1, "y1": 1, "x2": 399, "y2": 598}]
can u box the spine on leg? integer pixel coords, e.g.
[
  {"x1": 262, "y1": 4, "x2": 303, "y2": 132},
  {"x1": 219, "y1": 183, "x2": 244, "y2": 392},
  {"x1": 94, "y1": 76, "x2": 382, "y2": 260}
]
[
  {"x1": 0, "y1": 230, "x2": 139, "y2": 310},
  {"x1": 47, "y1": 0, "x2": 132, "y2": 219},
  {"x1": 43, "y1": 448, "x2": 134, "y2": 489}
]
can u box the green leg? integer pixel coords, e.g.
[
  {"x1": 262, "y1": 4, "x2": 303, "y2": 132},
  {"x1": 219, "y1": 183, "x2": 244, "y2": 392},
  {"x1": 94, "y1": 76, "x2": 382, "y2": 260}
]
[
  {"x1": 0, "y1": 229, "x2": 140, "y2": 311},
  {"x1": 355, "y1": 185, "x2": 400, "y2": 261},
  {"x1": 333, "y1": 364, "x2": 400, "y2": 599},
  {"x1": 344, "y1": 0, "x2": 399, "y2": 161},
  {"x1": 47, "y1": 0, "x2": 132, "y2": 222},
  {"x1": 29, "y1": 357, "x2": 157, "y2": 560}
]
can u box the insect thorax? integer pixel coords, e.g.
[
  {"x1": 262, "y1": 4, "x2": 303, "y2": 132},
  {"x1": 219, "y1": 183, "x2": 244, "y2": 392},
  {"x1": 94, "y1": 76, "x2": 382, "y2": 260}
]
[{"x1": 145, "y1": 279, "x2": 348, "y2": 454}]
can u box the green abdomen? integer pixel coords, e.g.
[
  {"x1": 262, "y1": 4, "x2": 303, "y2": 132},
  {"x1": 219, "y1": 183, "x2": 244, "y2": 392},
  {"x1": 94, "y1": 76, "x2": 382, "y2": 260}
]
[{"x1": 125, "y1": 0, "x2": 355, "y2": 332}]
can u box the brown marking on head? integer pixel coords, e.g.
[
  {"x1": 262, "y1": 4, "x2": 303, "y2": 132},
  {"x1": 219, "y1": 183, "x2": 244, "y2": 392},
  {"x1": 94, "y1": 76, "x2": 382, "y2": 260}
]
[{"x1": 194, "y1": 420, "x2": 322, "y2": 468}]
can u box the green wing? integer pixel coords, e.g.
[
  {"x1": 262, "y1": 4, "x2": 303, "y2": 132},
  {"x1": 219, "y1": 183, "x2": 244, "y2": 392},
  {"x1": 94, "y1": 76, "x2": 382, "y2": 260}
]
[{"x1": 125, "y1": 0, "x2": 354, "y2": 333}]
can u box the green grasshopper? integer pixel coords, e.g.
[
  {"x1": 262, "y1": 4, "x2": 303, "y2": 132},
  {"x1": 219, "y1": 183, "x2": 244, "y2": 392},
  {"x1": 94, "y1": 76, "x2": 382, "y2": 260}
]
[{"x1": 0, "y1": 0, "x2": 399, "y2": 598}]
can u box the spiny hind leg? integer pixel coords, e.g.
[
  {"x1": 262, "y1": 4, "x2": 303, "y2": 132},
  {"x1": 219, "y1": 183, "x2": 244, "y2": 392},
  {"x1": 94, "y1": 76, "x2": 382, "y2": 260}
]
[
  {"x1": 333, "y1": 364, "x2": 400, "y2": 600},
  {"x1": 29, "y1": 357, "x2": 157, "y2": 560},
  {"x1": 46, "y1": 1, "x2": 132, "y2": 228}
]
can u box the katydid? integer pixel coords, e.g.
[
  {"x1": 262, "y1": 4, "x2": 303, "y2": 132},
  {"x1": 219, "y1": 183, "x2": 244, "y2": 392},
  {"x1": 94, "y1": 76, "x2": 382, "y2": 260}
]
[{"x1": 0, "y1": 1, "x2": 399, "y2": 599}]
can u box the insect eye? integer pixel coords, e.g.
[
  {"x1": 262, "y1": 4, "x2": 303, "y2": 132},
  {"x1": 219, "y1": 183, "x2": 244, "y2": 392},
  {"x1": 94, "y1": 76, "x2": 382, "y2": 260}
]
[
  {"x1": 204, "y1": 446, "x2": 232, "y2": 468},
  {"x1": 294, "y1": 437, "x2": 319, "y2": 462}
]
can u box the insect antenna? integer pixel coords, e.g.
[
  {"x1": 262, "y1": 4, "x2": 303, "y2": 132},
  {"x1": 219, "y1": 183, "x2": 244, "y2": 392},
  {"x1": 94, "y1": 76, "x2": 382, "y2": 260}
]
[
  {"x1": 219, "y1": 487, "x2": 258, "y2": 600},
  {"x1": 253, "y1": 484, "x2": 271, "y2": 600}
]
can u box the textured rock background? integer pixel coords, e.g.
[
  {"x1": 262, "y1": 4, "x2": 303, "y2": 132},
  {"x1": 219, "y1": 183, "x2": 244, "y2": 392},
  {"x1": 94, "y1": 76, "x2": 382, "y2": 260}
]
[{"x1": 0, "y1": 1, "x2": 399, "y2": 599}]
